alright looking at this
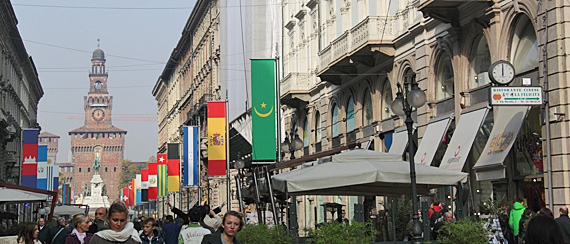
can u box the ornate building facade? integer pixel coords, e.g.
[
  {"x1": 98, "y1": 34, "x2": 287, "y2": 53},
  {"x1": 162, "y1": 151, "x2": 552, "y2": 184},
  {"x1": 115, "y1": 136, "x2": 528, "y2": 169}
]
[
  {"x1": 0, "y1": 0, "x2": 43, "y2": 185},
  {"x1": 153, "y1": 0, "x2": 221, "y2": 214},
  {"x1": 278, "y1": 0, "x2": 567, "y2": 231},
  {"x1": 69, "y1": 47, "x2": 126, "y2": 201}
]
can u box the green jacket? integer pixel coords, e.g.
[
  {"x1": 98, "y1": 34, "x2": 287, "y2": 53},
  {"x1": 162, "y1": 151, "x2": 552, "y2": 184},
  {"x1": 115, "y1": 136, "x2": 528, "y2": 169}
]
[{"x1": 508, "y1": 202, "x2": 525, "y2": 236}]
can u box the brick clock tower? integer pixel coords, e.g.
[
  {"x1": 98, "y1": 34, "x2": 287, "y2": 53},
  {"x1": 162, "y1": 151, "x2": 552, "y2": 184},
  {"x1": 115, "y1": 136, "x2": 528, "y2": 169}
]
[{"x1": 69, "y1": 45, "x2": 126, "y2": 202}]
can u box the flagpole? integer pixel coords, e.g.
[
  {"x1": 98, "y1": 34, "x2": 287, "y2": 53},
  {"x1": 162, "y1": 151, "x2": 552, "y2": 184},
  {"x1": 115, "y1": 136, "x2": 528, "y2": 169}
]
[
  {"x1": 276, "y1": 56, "x2": 281, "y2": 163},
  {"x1": 225, "y1": 93, "x2": 231, "y2": 212}
]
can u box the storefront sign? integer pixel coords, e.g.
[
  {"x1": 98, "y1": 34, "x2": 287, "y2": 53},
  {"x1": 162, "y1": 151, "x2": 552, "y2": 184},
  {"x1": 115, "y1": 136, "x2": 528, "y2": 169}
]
[{"x1": 490, "y1": 87, "x2": 542, "y2": 105}]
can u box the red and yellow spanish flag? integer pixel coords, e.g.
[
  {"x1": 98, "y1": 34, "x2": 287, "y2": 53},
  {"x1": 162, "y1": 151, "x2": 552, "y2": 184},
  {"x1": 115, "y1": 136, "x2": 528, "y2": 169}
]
[
  {"x1": 207, "y1": 101, "x2": 226, "y2": 176},
  {"x1": 167, "y1": 143, "x2": 180, "y2": 192},
  {"x1": 157, "y1": 154, "x2": 168, "y2": 197}
]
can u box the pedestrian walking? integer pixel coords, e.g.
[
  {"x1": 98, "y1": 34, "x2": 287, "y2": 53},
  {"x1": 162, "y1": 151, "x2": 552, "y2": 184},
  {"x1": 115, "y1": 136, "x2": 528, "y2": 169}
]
[
  {"x1": 11, "y1": 224, "x2": 41, "y2": 244},
  {"x1": 509, "y1": 198, "x2": 526, "y2": 243},
  {"x1": 140, "y1": 218, "x2": 164, "y2": 244},
  {"x1": 518, "y1": 208, "x2": 532, "y2": 243},
  {"x1": 201, "y1": 211, "x2": 244, "y2": 244},
  {"x1": 178, "y1": 207, "x2": 211, "y2": 244},
  {"x1": 38, "y1": 218, "x2": 50, "y2": 244},
  {"x1": 539, "y1": 207, "x2": 554, "y2": 218},
  {"x1": 525, "y1": 214, "x2": 565, "y2": 244},
  {"x1": 88, "y1": 207, "x2": 108, "y2": 234},
  {"x1": 555, "y1": 207, "x2": 570, "y2": 244},
  {"x1": 49, "y1": 218, "x2": 70, "y2": 244},
  {"x1": 428, "y1": 198, "x2": 443, "y2": 226},
  {"x1": 89, "y1": 201, "x2": 142, "y2": 244},
  {"x1": 162, "y1": 216, "x2": 180, "y2": 244},
  {"x1": 66, "y1": 214, "x2": 93, "y2": 244},
  {"x1": 432, "y1": 212, "x2": 453, "y2": 240}
]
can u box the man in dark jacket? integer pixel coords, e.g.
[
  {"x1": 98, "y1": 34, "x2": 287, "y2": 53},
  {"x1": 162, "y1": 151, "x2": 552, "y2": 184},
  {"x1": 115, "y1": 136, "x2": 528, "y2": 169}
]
[
  {"x1": 49, "y1": 217, "x2": 71, "y2": 244},
  {"x1": 556, "y1": 206, "x2": 570, "y2": 244},
  {"x1": 140, "y1": 218, "x2": 164, "y2": 244},
  {"x1": 38, "y1": 218, "x2": 50, "y2": 244},
  {"x1": 88, "y1": 207, "x2": 108, "y2": 233},
  {"x1": 162, "y1": 215, "x2": 180, "y2": 244}
]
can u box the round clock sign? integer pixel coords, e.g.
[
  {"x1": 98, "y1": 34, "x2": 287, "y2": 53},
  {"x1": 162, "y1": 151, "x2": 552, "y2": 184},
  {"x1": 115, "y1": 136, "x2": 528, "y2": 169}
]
[{"x1": 92, "y1": 109, "x2": 105, "y2": 121}]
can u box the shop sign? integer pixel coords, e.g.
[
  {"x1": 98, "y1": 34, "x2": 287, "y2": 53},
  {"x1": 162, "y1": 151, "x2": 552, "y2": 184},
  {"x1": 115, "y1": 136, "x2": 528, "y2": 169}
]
[{"x1": 490, "y1": 87, "x2": 543, "y2": 105}]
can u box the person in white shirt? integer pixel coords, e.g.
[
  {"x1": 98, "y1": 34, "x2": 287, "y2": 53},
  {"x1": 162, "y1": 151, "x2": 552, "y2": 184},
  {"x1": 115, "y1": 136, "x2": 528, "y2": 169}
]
[{"x1": 178, "y1": 207, "x2": 211, "y2": 244}]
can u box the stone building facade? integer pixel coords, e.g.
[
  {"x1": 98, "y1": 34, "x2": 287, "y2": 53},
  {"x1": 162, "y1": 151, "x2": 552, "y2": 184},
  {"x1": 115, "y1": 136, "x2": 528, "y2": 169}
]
[
  {"x1": 153, "y1": 0, "x2": 222, "y2": 215},
  {"x1": 278, "y1": 0, "x2": 568, "y2": 230},
  {"x1": 0, "y1": 0, "x2": 43, "y2": 185},
  {"x1": 69, "y1": 48, "x2": 126, "y2": 201}
]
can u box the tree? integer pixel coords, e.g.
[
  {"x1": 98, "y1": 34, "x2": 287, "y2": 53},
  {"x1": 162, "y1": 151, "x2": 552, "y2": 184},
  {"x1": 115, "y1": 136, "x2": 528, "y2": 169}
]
[{"x1": 117, "y1": 160, "x2": 146, "y2": 190}]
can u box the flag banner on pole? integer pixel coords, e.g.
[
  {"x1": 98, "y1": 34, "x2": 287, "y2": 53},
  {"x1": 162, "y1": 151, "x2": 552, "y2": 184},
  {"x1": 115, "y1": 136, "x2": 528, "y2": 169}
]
[
  {"x1": 129, "y1": 181, "x2": 134, "y2": 206},
  {"x1": 184, "y1": 126, "x2": 199, "y2": 186},
  {"x1": 37, "y1": 145, "x2": 48, "y2": 190},
  {"x1": 22, "y1": 129, "x2": 39, "y2": 188},
  {"x1": 251, "y1": 59, "x2": 277, "y2": 161},
  {"x1": 135, "y1": 174, "x2": 141, "y2": 205},
  {"x1": 51, "y1": 161, "x2": 59, "y2": 192},
  {"x1": 122, "y1": 188, "x2": 128, "y2": 205},
  {"x1": 62, "y1": 184, "x2": 67, "y2": 204},
  {"x1": 207, "y1": 101, "x2": 227, "y2": 176},
  {"x1": 149, "y1": 159, "x2": 159, "y2": 200},
  {"x1": 141, "y1": 169, "x2": 148, "y2": 202},
  {"x1": 157, "y1": 154, "x2": 168, "y2": 197},
  {"x1": 167, "y1": 143, "x2": 180, "y2": 192}
]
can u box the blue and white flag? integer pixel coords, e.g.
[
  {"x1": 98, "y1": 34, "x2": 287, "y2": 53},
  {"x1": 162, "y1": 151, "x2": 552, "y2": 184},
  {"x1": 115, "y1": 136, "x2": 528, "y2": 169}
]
[
  {"x1": 183, "y1": 126, "x2": 199, "y2": 186},
  {"x1": 37, "y1": 145, "x2": 48, "y2": 190}
]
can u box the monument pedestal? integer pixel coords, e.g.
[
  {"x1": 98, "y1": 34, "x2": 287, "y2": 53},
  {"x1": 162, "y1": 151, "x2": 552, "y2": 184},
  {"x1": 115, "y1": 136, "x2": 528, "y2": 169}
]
[{"x1": 82, "y1": 174, "x2": 110, "y2": 215}]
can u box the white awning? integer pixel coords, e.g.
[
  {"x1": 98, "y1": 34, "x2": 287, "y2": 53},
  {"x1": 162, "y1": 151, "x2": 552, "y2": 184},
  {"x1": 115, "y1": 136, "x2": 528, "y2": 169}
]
[
  {"x1": 415, "y1": 115, "x2": 453, "y2": 165},
  {"x1": 53, "y1": 205, "x2": 86, "y2": 216},
  {"x1": 440, "y1": 107, "x2": 489, "y2": 171},
  {"x1": 388, "y1": 127, "x2": 408, "y2": 155},
  {"x1": 272, "y1": 150, "x2": 468, "y2": 196},
  {"x1": 0, "y1": 188, "x2": 52, "y2": 203},
  {"x1": 473, "y1": 106, "x2": 529, "y2": 181}
]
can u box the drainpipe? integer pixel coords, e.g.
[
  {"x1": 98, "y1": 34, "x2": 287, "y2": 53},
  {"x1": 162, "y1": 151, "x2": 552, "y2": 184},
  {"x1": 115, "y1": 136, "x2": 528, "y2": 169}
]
[{"x1": 541, "y1": 0, "x2": 554, "y2": 211}]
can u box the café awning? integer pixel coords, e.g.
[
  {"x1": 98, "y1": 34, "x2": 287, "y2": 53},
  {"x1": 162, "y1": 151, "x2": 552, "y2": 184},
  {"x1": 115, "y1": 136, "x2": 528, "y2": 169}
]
[
  {"x1": 439, "y1": 107, "x2": 489, "y2": 171},
  {"x1": 415, "y1": 115, "x2": 453, "y2": 165},
  {"x1": 473, "y1": 106, "x2": 529, "y2": 181},
  {"x1": 272, "y1": 149, "x2": 468, "y2": 196},
  {"x1": 388, "y1": 127, "x2": 408, "y2": 155}
]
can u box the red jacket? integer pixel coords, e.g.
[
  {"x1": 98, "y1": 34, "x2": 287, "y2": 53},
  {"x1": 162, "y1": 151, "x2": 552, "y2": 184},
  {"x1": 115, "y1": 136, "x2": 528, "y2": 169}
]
[{"x1": 428, "y1": 205, "x2": 443, "y2": 220}]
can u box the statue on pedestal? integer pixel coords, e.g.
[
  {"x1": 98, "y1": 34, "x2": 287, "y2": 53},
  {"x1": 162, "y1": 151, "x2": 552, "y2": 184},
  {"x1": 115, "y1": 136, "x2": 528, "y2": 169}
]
[
  {"x1": 83, "y1": 183, "x2": 91, "y2": 196},
  {"x1": 102, "y1": 184, "x2": 107, "y2": 196},
  {"x1": 93, "y1": 151, "x2": 101, "y2": 175}
]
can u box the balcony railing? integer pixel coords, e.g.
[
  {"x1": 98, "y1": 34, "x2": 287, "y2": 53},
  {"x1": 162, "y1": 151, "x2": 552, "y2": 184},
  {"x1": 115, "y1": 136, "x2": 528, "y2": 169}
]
[
  {"x1": 318, "y1": 16, "x2": 397, "y2": 73},
  {"x1": 280, "y1": 72, "x2": 312, "y2": 98}
]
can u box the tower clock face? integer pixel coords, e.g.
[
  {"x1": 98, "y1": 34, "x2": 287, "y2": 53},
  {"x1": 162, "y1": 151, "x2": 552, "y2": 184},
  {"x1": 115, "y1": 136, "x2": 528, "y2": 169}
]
[{"x1": 92, "y1": 109, "x2": 105, "y2": 121}]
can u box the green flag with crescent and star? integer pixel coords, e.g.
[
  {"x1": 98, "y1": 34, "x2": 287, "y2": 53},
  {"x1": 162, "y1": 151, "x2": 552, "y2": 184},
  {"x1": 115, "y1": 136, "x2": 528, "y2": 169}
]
[{"x1": 251, "y1": 59, "x2": 277, "y2": 161}]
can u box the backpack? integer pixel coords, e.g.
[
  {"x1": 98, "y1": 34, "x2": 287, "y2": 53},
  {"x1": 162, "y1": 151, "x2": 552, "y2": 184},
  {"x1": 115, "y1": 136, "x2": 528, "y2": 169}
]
[{"x1": 429, "y1": 207, "x2": 442, "y2": 226}]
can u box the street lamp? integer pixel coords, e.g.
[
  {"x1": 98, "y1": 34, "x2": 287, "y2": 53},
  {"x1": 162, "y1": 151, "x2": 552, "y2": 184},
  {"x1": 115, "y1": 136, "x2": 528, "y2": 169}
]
[
  {"x1": 281, "y1": 130, "x2": 303, "y2": 160},
  {"x1": 391, "y1": 75, "x2": 426, "y2": 242}
]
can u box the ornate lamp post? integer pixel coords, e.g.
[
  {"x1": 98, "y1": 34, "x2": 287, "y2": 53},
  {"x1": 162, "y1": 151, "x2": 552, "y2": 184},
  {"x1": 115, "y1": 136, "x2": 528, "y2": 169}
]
[
  {"x1": 391, "y1": 75, "x2": 426, "y2": 242},
  {"x1": 281, "y1": 117, "x2": 304, "y2": 160}
]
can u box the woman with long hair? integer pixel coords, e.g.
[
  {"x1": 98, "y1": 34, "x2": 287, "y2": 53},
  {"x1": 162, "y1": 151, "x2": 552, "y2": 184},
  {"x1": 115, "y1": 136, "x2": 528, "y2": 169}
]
[
  {"x1": 525, "y1": 214, "x2": 565, "y2": 244},
  {"x1": 11, "y1": 223, "x2": 40, "y2": 244},
  {"x1": 89, "y1": 202, "x2": 141, "y2": 244},
  {"x1": 201, "y1": 211, "x2": 244, "y2": 244},
  {"x1": 66, "y1": 214, "x2": 94, "y2": 244}
]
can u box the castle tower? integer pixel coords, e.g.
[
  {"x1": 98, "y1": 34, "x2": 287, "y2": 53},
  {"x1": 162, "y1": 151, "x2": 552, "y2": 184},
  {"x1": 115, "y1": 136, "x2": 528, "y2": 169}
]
[{"x1": 69, "y1": 43, "x2": 127, "y2": 202}]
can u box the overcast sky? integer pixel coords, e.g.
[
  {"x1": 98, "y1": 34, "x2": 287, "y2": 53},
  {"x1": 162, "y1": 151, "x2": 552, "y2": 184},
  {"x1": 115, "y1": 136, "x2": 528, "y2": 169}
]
[{"x1": 12, "y1": 1, "x2": 196, "y2": 162}]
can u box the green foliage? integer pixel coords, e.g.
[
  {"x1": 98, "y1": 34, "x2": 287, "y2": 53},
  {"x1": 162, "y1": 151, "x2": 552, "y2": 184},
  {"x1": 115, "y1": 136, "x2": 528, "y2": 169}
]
[
  {"x1": 436, "y1": 219, "x2": 488, "y2": 244},
  {"x1": 307, "y1": 221, "x2": 378, "y2": 244},
  {"x1": 118, "y1": 160, "x2": 146, "y2": 190},
  {"x1": 479, "y1": 195, "x2": 509, "y2": 216},
  {"x1": 383, "y1": 195, "x2": 412, "y2": 241},
  {"x1": 236, "y1": 224, "x2": 293, "y2": 244}
]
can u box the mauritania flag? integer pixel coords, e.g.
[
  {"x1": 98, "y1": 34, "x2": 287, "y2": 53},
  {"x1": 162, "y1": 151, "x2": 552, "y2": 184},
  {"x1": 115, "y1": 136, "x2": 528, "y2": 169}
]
[
  {"x1": 22, "y1": 129, "x2": 39, "y2": 188},
  {"x1": 184, "y1": 126, "x2": 199, "y2": 186},
  {"x1": 167, "y1": 143, "x2": 180, "y2": 192},
  {"x1": 251, "y1": 59, "x2": 277, "y2": 161},
  {"x1": 157, "y1": 154, "x2": 168, "y2": 196},
  {"x1": 207, "y1": 102, "x2": 226, "y2": 176},
  {"x1": 37, "y1": 145, "x2": 48, "y2": 190}
]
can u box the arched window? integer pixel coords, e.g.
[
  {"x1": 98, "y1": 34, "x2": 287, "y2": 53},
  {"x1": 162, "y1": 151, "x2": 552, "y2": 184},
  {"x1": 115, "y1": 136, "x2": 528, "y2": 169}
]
[
  {"x1": 468, "y1": 35, "x2": 491, "y2": 89},
  {"x1": 332, "y1": 104, "x2": 340, "y2": 137},
  {"x1": 363, "y1": 89, "x2": 373, "y2": 126},
  {"x1": 315, "y1": 112, "x2": 321, "y2": 143},
  {"x1": 95, "y1": 81, "x2": 102, "y2": 90},
  {"x1": 105, "y1": 167, "x2": 108, "y2": 172},
  {"x1": 114, "y1": 167, "x2": 116, "y2": 172},
  {"x1": 382, "y1": 81, "x2": 393, "y2": 120},
  {"x1": 511, "y1": 16, "x2": 538, "y2": 73},
  {"x1": 346, "y1": 96, "x2": 355, "y2": 132},
  {"x1": 79, "y1": 168, "x2": 82, "y2": 173},
  {"x1": 436, "y1": 52, "x2": 454, "y2": 100},
  {"x1": 303, "y1": 118, "x2": 309, "y2": 147}
]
